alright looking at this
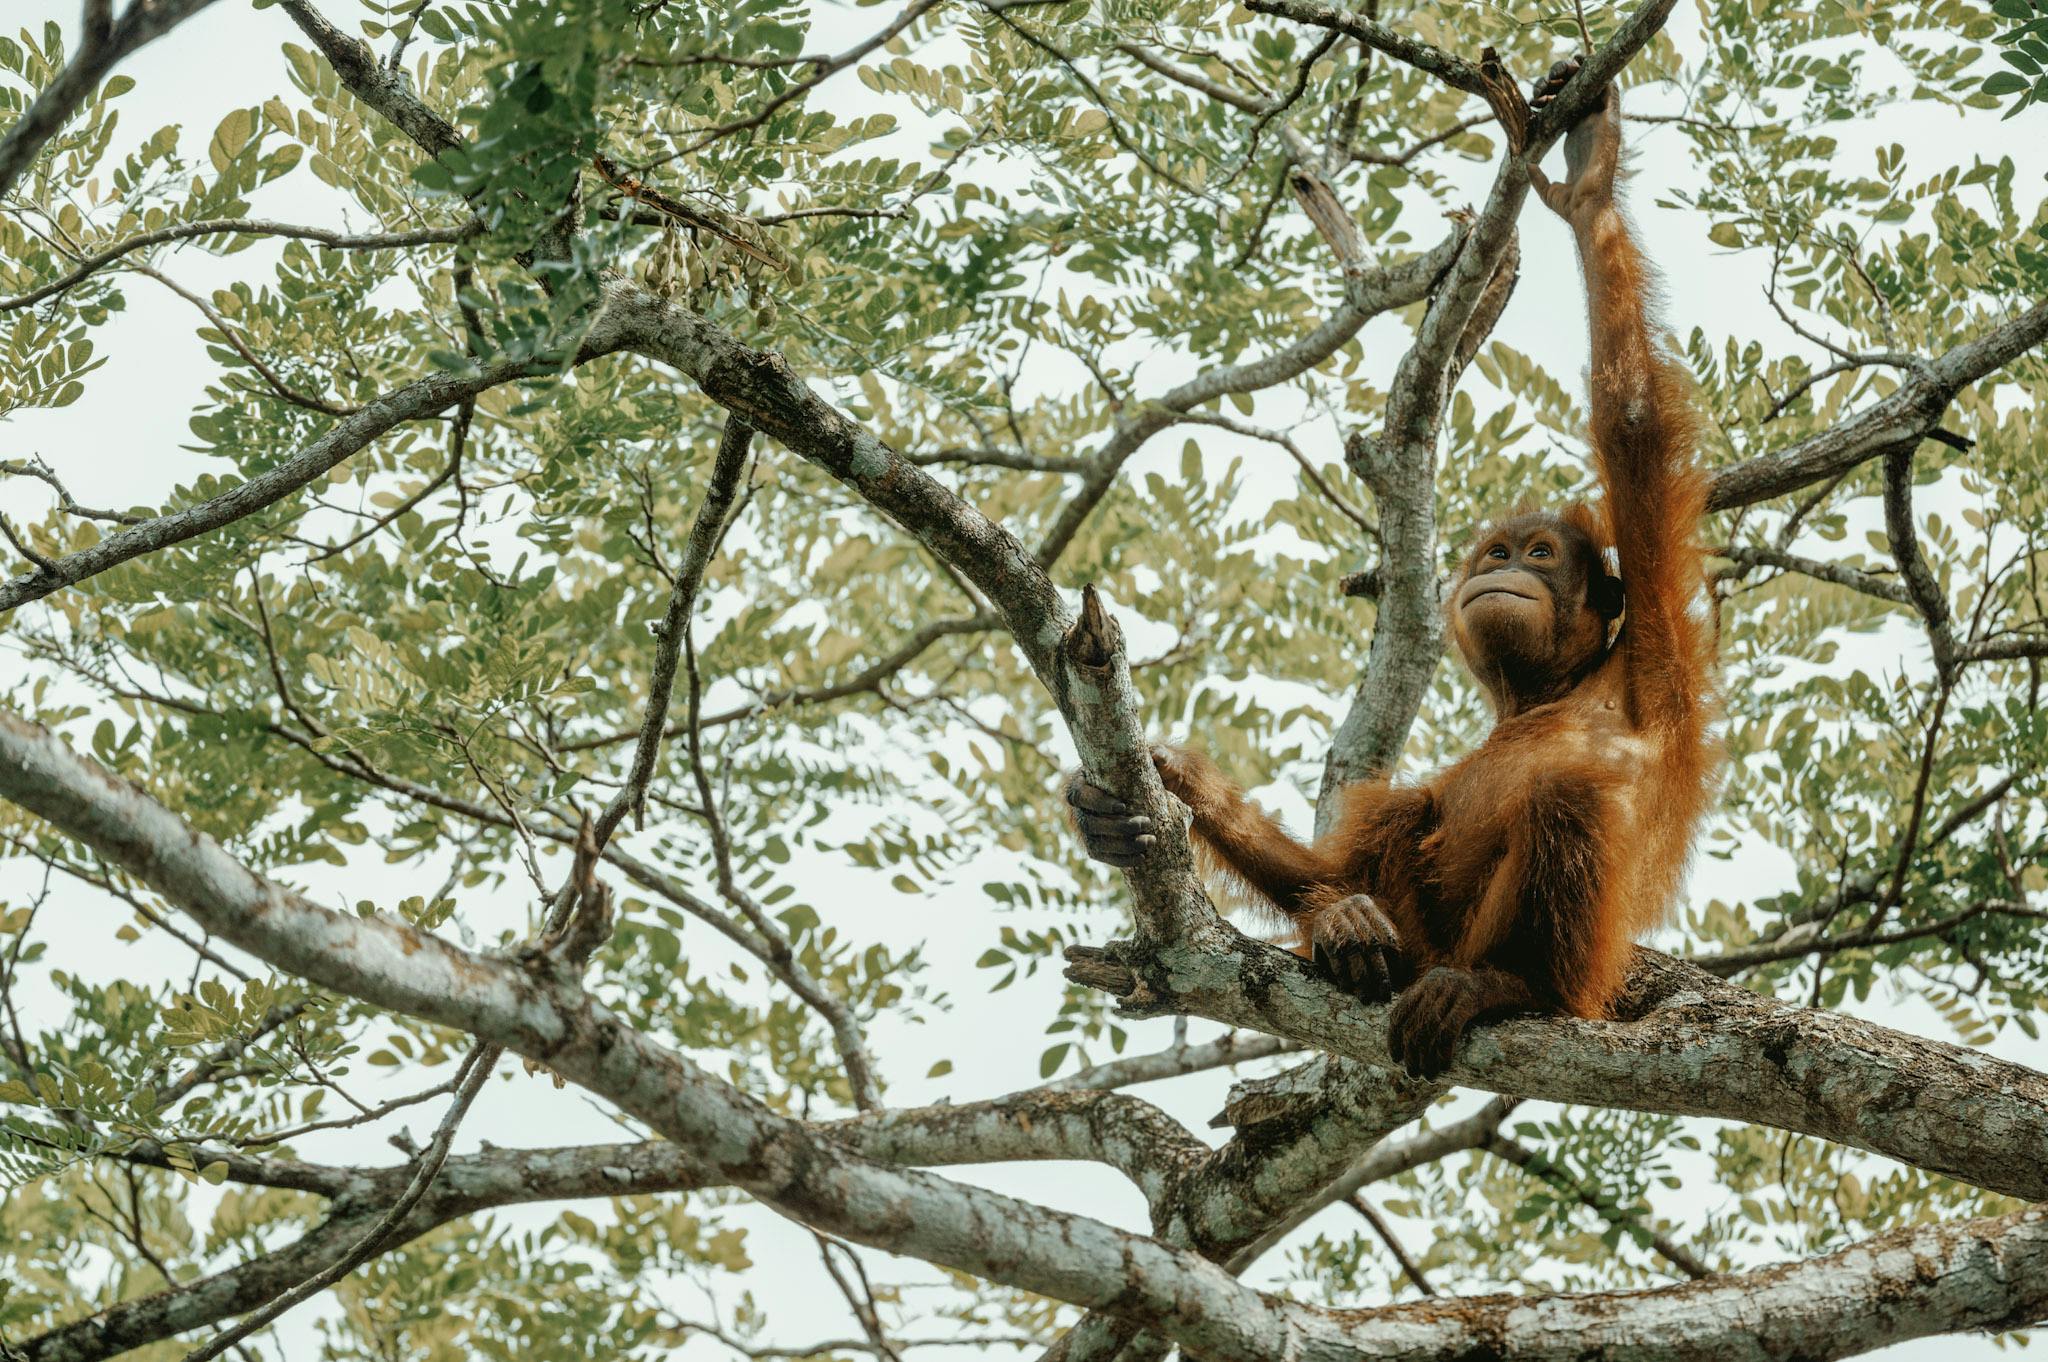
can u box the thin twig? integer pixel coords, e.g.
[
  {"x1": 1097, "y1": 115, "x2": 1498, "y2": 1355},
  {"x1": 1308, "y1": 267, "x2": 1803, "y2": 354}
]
[
  {"x1": 1714, "y1": 543, "x2": 1910, "y2": 606},
  {"x1": 1345, "y1": 1195, "x2": 1436, "y2": 1296},
  {"x1": 1485, "y1": 1135, "x2": 1710, "y2": 1280},
  {"x1": 300, "y1": 431, "x2": 463, "y2": 563},
  {"x1": 178, "y1": 1043, "x2": 498, "y2": 1362},
  {"x1": 129, "y1": 262, "x2": 359, "y2": 416},
  {"x1": 988, "y1": 9, "x2": 1209, "y2": 197},
  {"x1": 1175, "y1": 409, "x2": 1377, "y2": 538},
  {"x1": 0, "y1": 456, "x2": 146, "y2": 523},
  {"x1": 0, "y1": 218, "x2": 477, "y2": 312},
  {"x1": 679, "y1": 545, "x2": 885, "y2": 1110},
  {"x1": 590, "y1": 419, "x2": 755, "y2": 852},
  {"x1": 817, "y1": 1235, "x2": 905, "y2": 1362},
  {"x1": 657, "y1": 0, "x2": 945, "y2": 163},
  {"x1": 0, "y1": 510, "x2": 56, "y2": 573}
]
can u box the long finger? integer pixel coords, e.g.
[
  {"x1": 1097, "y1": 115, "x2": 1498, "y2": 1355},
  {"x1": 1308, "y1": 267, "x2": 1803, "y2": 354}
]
[
  {"x1": 1077, "y1": 811, "x2": 1154, "y2": 837},
  {"x1": 1367, "y1": 947, "x2": 1391, "y2": 1000},
  {"x1": 1067, "y1": 781, "x2": 1134, "y2": 816}
]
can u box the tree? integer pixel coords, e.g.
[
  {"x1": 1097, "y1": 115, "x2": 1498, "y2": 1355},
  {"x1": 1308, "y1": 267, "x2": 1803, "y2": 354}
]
[{"x1": 0, "y1": 0, "x2": 2045, "y2": 1357}]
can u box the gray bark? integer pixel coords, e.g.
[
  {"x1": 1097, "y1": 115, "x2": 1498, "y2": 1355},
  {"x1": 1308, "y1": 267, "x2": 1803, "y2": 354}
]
[{"x1": 9, "y1": 709, "x2": 2048, "y2": 1360}]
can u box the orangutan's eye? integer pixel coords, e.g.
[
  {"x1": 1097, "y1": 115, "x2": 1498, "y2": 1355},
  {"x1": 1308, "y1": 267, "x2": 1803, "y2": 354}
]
[
  {"x1": 1486, "y1": 545, "x2": 1510, "y2": 560},
  {"x1": 1529, "y1": 543, "x2": 1553, "y2": 559}
]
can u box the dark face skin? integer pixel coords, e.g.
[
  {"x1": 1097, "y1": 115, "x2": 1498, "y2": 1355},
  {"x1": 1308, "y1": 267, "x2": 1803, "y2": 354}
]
[{"x1": 1452, "y1": 511, "x2": 1622, "y2": 711}]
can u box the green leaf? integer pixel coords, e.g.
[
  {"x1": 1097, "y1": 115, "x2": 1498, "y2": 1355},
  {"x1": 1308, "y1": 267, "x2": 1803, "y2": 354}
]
[{"x1": 209, "y1": 107, "x2": 256, "y2": 173}]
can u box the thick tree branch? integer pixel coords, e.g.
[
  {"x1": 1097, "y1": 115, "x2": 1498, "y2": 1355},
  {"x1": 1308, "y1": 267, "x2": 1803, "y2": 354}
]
[
  {"x1": 1241, "y1": 0, "x2": 1486, "y2": 95},
  {"x1": 6, "y1": 710, "x2": 2048, "y2": 1362},
  {"x1": 1708, "y1": 298, "x2": 2048, "y2": 510},
  {"x1": 0, "y1": 0, "x2": 224, "y2": 198},
  {"x1": 1065, "y1": 934, "x2": 2048, "y2": 1204},
  {"x1": 1052, "y1": 585, "x2": 1216, "y2": 940},
  {"x1": 1882, "y1": 442, "x2": 1958, "y2": 675},
  {"x1": 32, "y1": 1090, "x2": 1194, "y2": 1362},
  {"x1": 273, "y1": 0, "x2": 463, "y2": 158}
]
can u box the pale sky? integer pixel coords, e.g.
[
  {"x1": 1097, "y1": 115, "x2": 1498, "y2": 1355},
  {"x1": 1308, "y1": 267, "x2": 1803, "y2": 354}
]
[{"x1": 2, "y1": 2, "x2": 2043, "y2": 1359}]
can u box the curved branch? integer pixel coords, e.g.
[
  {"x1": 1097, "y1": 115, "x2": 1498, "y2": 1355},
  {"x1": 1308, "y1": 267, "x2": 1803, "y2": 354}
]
[
  {"x1": 1066, "y1": 935, "x2": 2048, "y2": 1205},
  {"x1": 7, "y1": 710, "x2": 2048, "y2": 1362},
  {"x1": 0, "y1": 218, "x2": 479, "y2": 312},
  {"x1": 0, "y1": 0, "x2": 224, "y2": 198},
  {"x1": 27, "y1": 1092, "x2": 1201, "y2": 1361},
  {"x1": 1708, "y1": 298, "x2": 2048, "y2": 510},
  {"x1": 1242, "y1": 0, "x2": 1486, "y2": 95},
  {"x1": 590, "y1": 419, "x2": 754, "y2": 851},
  {"x1": 1716, "y1": 544, "x2": 1910, "y2": 606},
  {"x1": 1882, "y1": 442, "x2": 1957, "y2": 674},
  {"x1": 273, "y1": 0, "x2": 463, "y2": 158},
  {"x1": 557, "y1": 613, "x2": 1001, "y2": 752},
  {"x1": 1030, "y1": 227, "x2": 1461, "y2": 569},
  {"x1": 0, "y1": 345, "x2": 615, "y2": 615}
]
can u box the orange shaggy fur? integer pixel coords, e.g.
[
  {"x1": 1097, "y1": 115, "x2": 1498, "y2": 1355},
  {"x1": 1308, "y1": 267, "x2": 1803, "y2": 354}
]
[{"x1": 1138, "y1": 87, "x2": 1721, "y2": 1069}]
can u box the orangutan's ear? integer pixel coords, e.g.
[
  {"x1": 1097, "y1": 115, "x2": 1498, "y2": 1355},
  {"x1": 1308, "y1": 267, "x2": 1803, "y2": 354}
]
[{"x1": 1590, "y1": 573, "x2": 1624, "y2": 621}]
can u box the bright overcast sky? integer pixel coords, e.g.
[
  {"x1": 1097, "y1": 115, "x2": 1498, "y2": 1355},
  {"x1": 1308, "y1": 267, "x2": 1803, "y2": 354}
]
[{"x1": 4, "y1": 3, "x2": 2044, "y2": 1359}]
